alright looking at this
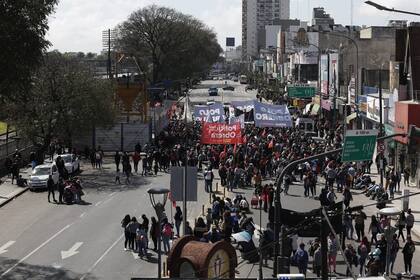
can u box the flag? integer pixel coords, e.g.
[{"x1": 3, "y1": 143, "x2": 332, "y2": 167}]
[
  {"x1": 168, "y1": 192, "x2": 176, "y2": 208},
  {"x1": 268, "y1": 139, "x2": 274, "y2": 149},
  {"x1": 243, "y1": 135, "x2": 247, "y2": 144},
  {"x1": 233, "y1": 143, "x2": 237, "y2": 154},
  {"x1": 261, "y1": 128, "x2": 267, "y2": 138}
]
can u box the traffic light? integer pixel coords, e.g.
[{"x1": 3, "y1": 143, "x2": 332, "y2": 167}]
[{"x1": 407, "y1": 125, "x2": 420, "y2": 154}]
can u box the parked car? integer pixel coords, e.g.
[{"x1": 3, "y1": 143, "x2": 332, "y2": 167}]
[
  {"x1": 223, "y1": 85, "x2": 235, "y2": 91},
  {"x1": 57, "y1": 154, "x2": 81, "y2": 174},
  {"x1": 208, "y1": 87, "x2": 218, "y2": 96},
  {"x1": 245, "y1": 85, "x2": 254, "y2": 91},
  {"x1": 29, "y1": 164, "x2": 59, "y2": 190}
]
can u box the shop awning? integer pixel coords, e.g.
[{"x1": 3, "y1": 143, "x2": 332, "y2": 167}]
[
  {"x1": 346, "y1": 112, "x2": 357, "y2": 124},
  {"x1": 303, "y1": 103, "x2": 312, "y2": 115},
  {"x1": 310, "y1": 103, "x2": 320, "y2": 115}
]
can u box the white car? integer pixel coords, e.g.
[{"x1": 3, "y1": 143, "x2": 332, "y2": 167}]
[
  {"x1": 29, "y1": 164, "x2": 59, "y2": 190},
  {"x1": 58, "y1": 154, "x2": 81, "y2": 174}
]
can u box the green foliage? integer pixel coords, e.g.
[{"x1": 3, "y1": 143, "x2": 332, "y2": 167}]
[
  {"x1": 0, "y1": 0, "x2": 58, "y2": 101},
  {"x1": 117, "y1": 5, "x2": 222, "y2": 83},
  {"x1": 5, "y1": 52, "x2": 116, "y2": 148}
]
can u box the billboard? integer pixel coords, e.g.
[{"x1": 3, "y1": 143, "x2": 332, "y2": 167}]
[
  {"x1": 320, "y1": 54, "x2": 329, "y2": 96},
  {"x1": 226, "y1": 37, "x2": 235, "y2": 47},
  {"x1": 329, "y1": 53, "x2": 339, "y2": 98}
]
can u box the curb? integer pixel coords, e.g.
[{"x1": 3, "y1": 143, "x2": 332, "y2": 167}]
[{"x1": 0, "y1": 187, "x2": 29, "y2": 208}]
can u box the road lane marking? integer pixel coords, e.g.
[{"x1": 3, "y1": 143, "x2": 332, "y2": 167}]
[
  {"x1": 103, "y1": 197, "x2": 114, "y2": 204},
  {"x1": 80, "y1": 233, "x2": 124, "y2": 280},
  {"x1": 61, "y1": 242, "x2": 83, "y2": 259},
  {"x1": 1, "y1": 224, "x2": 72, "y2": 277},
  {"x1": 80, "y1": 212, "x2": 86, "y2": 218},
  {"x1": 0, "y1": 241, "x2": 15, "y2": 255},
  {"x1": 108, "y1": 192, "x2": 116, "y2": 197},
  {"x1": 95, "y1": 201, "x2": 102, "y2": 206}
]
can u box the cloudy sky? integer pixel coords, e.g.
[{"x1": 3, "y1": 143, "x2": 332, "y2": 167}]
[{"x1": 47, "y1": 0, "x2": 420, "y2": 53}]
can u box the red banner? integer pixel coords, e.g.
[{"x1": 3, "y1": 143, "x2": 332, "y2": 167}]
[{"x1": 201, "y1": 122, "x2": 243, "y2": 145}]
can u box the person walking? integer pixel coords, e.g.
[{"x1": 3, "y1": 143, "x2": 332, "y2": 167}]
[
  {"x1": 121, "y1": 214, "x2": 131, "y2": 251},
  {"x1": 402, "y1": 235, "x2": 415, "y2": 276},
  {"x1": 294, "y1": 243, "x2": 309, "y2": 276},
  {"x1": 368, "y1": 215, "x2": 381, "y2": 245},
  {"x1": 343, "y1": 186, "x2": 353, "y2": 208},
  {"x1": 174, "y1": 206, "x2": 183, "y2": 237},
  {"x1": 403, "y1": 168, "x2": 410, "y2": 186},
  {"x1": 161, "y1": 219, "x2": 173, "y2": 254},
  {"x1": 313, "y1": 245, "x2": 322, "y2": 277},
  {"x1": 47, "y1": 175, "x2": 57, "y2": 203},
  {"x1": 11, "y1": 160, "x2": 19, "y2": 185},
  {"x1": 389, "y1": 234, "x2": 399, "y2": 274},
  {"x1": 57, "y1": 178, "x2": 65, "y2": 204},
  {"x1": 149, "y1": 217, "x2": 159, "y2": 251},
  {"x1": 328, "y1": 233, "x2": 338, "y2": 274},
  {"x1": 355, "y1": 210, "x2": 367, "y2": 242},
  {"x1": 397, "y1": 211, "x2": 406, "y2": 242},
  {"x1": 357, "y1": 237, "x2": 370, "y2": 277},
  {"x1": 136, "y1": 225, "x2": 148, "y2": 257},
  {"x1": 132, "y1": 151, "x2": 141, "y2": 173},
  {"x1": 126, "y1": 217, "x2": 140, "y2": 251},
  {"x1": 406, "y1": 209, "x2": 414, "y2": 237},
  {"x1": 114, "y1": 151, "x2": 121, "y2": 172},
  {"x1": 344, "y1": 243, "x2": 356, "y2": 277},
  {"x1": 204, "y1": 167, "x2": 214, "y2": 193}
]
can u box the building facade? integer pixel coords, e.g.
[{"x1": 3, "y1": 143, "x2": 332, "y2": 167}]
[{"x1": 242, "y1": 0, "x2": 290, "y2": 60}]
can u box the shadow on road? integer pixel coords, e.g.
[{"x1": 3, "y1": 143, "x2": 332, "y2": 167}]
[{"x1": 0, "y1": 257, "x2": 97, "y2": 280}]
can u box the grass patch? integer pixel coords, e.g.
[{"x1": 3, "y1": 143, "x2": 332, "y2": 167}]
[{"x1": 0, "y1": 122, "x2": 8, "y2": 134}]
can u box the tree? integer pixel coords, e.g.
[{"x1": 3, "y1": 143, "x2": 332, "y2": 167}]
[
  {"x1": 0, "y1": 0, "x2": 57, "y2": 102},
  {"x1": 117, "y1": 5, "x2": 222, "y2": 84},
  {"x1": 5, "y1": 52, "x2": 116, "y2": 150}
]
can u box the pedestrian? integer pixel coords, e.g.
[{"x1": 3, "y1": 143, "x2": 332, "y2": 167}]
[
  {"x1": 357, "y1": 237, "x2": 370, "y2": 277},
  {"x1": 174, "y1": 206, "x2": 183, "y2": 237},
  {"x1": 406, "y1": 209, "x2": 414, "y2": 237},
  {"x1": 115, "y1": 170, "x2": 121, "y2": 184},
  {"x1": 396, "y1": 211, "x2": 406, "y2": 242},
  {"x1": 204, "y1": 167, "x2": 214, "y2": 193},
  {"x1": 344, "y1": 243, "x2": 356, "y2": 277},
  {"x1": 11, "y1": 160, "x2": 19, "y2": 184},
  {"x1": 132, "y1": 151, "x2": 140, "y2": 173},
  {"x1": 376, "y1": 234, "x2": 387, "y2": 274},
  {"x1": 194, "y1": 217, "x2": 208, "y2": 239},
  {"x1": 125, "y1": 162, "x2": 131, "y2": 184},
  {"x1": 114, "y1": 151, "x2": 121, "y2": 172},
  {"x1": 390, "y1": 234, "x2": 399, "y2": 274},
  {"x1": 153, "y1": 161, "x2": 159, "y2": 176},
  {"x1": 403, "y1": 168, "x2": 410, "y2": 186},
  {"x1": 343, "y1": 186, "x2": 353, "y2": 208},
  {"x1": 396, "y1": 171, "x2": 401, "y2": 192},
  {"x1": 161, "y1": 219, "x2": 173, "y2": 254},
  {"x1": 58, "y1": 178, "x2": 65, "y2": 204},
  {"x1": 150, "y1": 217, "x2": 159, "y2": 251},
  {"x1": 121, "y1": 214, "x2": 131, "y2": 251},
  {"x1": 368, "y1": 215, "x2": 380, "y2": 245},
  {"x1": 355, "y1": 210, "x2": 367, "y2": 242},
  {"x1": 47, "y1": 175, "x2": 57, "y2": 203},
  {"x1": 136, "y1": 225, "x2": 148, "y2": 257},
  {"x1": 4, "y1": 157, "x2": 12, "y2": 177},
  {"x1": 344, "y1": 213, "x2": 354, "y2": 240},
  {"x1": 185, "y1": 221, "x2": 193, "y2": 235},
  {"x1": 328, "y1": 233, "x2": 338, "y2": 274},
  {"x1": 402, "y1": 235, "x2": 415, "y2": 276},
  {"x1": 313, "y1": 245, "x2": 322, "y2": 277},
  {"x1": 294, "y1": 242, "x2": 309, "y2": 276},
  {"x1": 141, "y1": 214, "x2": 149, "y2": 248},
  {"x1": 141, "y1": 156, "x2": 148, "y2": 176},
  {"x1": 327, "y1": 187, "x2": 337, "y2": 205},
  {"x1": 126, "y1": 217, "x2": 140, "y2": 251},
  {"x1": 221, "y1": 211, "x2": 233, "y2": 242}
]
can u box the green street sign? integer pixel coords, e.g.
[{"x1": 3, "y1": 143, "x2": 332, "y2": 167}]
[
  {"x1": 342, "y1": 130, "x2": 378, "y2": 162},
  {"x1": 287, "y1": 85, "x2": 316, "y2": 98}
]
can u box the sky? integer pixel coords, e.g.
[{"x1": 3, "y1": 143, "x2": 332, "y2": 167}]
[{"x1": 46, "y1": 0, "x2": 420, "y2": 53}]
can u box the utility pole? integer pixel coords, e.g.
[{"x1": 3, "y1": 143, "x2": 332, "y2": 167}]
[
  {"x1": 183, "y1": 78, "x2": 190, "y2": 236},
  {"x1": 379, "y1": 69, "x2": 384, "y2": 187},
  {"x1": 320, "y1": 208, "x2": 329, "y2": 280}
]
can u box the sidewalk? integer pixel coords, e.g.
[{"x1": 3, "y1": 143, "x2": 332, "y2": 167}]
[
  {"x1": 0, "y1": 167, "x2": 32, "y2": 207},
  {"x1": 347, "y1": 164, "x2": 420, "y2": 240}
]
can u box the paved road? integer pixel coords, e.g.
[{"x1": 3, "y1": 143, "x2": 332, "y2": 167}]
[
  {"x1": 189, "y1": 80, "x2": 257, "y2": 105},
  {"x1": 0, "y1": 161, "x2": 215, "y2": 280}
]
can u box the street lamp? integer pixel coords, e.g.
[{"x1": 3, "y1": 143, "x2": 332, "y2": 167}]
[
  {"x1": 147, "y1": 187, "x2": 170, "y2": 279},
  {"x1": 365, "y1": 1, "x2": 420, "y2": 16}
]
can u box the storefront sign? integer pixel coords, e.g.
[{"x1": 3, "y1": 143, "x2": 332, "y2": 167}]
[
  {"x1": 200, "y1": 122, "x2": 243, "y2": 144},
  {"x1": 321, "y1": 99, "x2": 331, "y2": 111},
  {"x1": 366, "y1": 96, "x2": 388, "y2": 123},
  {"x1": 253, "y1": 102, "x2": 292, "y2": 128}
]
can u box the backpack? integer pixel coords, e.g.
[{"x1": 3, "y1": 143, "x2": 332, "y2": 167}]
[{"x1": 162, "y1": 223, "x2": 172, "y2": 237}]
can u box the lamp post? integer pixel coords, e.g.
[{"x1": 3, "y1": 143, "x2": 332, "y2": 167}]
[
  {"x1": 365, "y1": 1, "x2": 420, "y2": 16},
  {"x1": 147, "y1": 187, "x2": 170, "y2": 279}
]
